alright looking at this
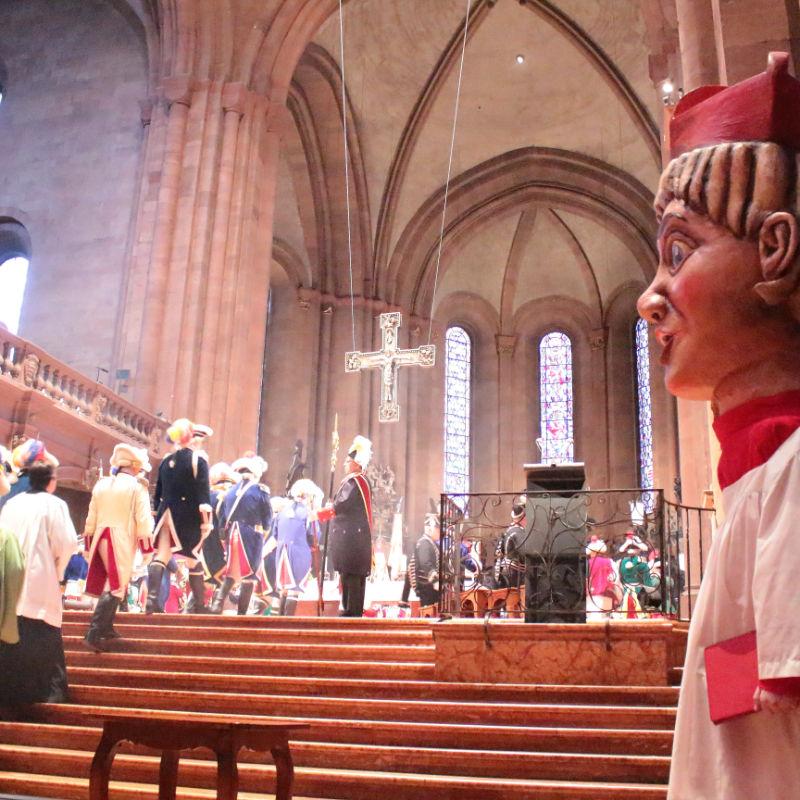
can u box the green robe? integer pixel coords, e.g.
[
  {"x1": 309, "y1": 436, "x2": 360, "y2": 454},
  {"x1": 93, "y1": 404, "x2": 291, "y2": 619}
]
[{"x1": 0, "y1": 527, "x2": 25, "y2": 644}]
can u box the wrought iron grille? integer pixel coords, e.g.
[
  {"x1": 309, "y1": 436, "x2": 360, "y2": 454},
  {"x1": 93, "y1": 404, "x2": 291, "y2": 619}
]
[{"x1": 438, "y1": 490, "x2": 714, "y2": 622}]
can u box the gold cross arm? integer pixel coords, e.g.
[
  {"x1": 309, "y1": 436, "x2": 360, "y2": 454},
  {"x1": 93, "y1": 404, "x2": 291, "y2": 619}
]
[{"x1": 345, "y1": 312, "x2": 435, "y2": 423}]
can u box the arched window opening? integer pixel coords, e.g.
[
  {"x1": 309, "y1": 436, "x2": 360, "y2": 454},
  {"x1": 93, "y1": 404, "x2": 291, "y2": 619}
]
[
  {"x1": 539, "y1": 331, "x2": 574, "y2": 463},
  {"x1": 0, "y1": 256, "x2": 29, "y2": 334},
  {"x1": 443, "y1": 326, "x2": 471, "y2": 497},
  {"x1": 634, "y1": 318, "x2": 654, "y2": 494}
]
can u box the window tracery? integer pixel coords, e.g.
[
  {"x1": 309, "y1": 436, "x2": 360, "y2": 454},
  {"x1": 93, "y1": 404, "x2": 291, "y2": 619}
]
[
  {"x1": 539, "y1": 331, "x2": 574, "y2": 463},
  {"x1": 444, "y1": 326, "x2": 471, "y2": 496},
  {"x1": 635, "y1": 318, "x2": 654, "y2": 494}
]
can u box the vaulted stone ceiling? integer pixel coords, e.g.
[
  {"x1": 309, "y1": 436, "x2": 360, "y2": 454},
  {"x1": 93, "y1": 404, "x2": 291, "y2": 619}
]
[{"x1": 274, "y1": 0, "x2": 665, "y2": 328}]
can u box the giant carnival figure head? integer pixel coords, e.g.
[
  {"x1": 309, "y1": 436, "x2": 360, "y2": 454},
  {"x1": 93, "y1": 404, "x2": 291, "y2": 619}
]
[{"x1": 638, "y1": 53, "x2": 800, "y2": 411}]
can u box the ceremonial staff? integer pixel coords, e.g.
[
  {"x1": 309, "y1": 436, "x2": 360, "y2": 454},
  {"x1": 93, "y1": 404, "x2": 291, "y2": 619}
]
[{"x1": 317, "y1": 414, "x2": 339, "y2": 617}]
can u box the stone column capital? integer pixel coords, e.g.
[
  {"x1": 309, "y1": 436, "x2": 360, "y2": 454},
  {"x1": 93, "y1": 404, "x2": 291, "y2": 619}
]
[
  {"x1": 161, "y1": 75, "x2": 193, "y2": 108},
  {"x1": 139, "y1": 98, "x2": 155, "y2": 127},
  {"x1": 296, "y1": 287, "x2": 318, "y2": 310},
  {"x1": 590, "y1": 327, "x2": 608, "y2": 351},
  {"x1": 496, "y1": 334, "x2": 517, "y2": 356},
  {"x1": 222, "y1": 82, "x2": 249, "y2": 115}
]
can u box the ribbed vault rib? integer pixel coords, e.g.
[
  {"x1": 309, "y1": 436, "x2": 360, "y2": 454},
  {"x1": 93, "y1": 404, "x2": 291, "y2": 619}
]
[{"x1": 499, "y1": 208, "x2": 537, "y2": 332}]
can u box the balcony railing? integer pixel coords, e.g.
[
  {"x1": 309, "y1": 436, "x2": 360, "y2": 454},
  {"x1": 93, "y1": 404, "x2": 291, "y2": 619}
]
[{"x1": 0, "y1": 328, "x2": 167, "y2": 457}]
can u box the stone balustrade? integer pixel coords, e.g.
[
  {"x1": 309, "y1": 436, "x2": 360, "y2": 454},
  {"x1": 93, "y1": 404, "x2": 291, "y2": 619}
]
[{"x1": 0, "y1": 329, "x2": 168, "y2": 488}]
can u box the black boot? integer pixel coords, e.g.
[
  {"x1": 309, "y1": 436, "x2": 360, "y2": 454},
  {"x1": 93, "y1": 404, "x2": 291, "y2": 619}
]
[
  {"x1": 237, "y1": 580, "x2": 255, "y2": 616},
  {"x1": 84, "y1": 593, "x2": 118, "y2": 652},
  {"x1": 100, "y1": 592, "x2": 120, "y2": 639},
  {"x1": 144, "y1": 560, "x2": 166, "y2": 615},
  {"x1": 187, "y1": 571, "x2": 210, "y2": 614},
  {"x1": 210, "y1": 577, "x2": 234, "y2": 614},
  {"x1": 283, "y1": 597, "x2": 298, "y2": 617}
]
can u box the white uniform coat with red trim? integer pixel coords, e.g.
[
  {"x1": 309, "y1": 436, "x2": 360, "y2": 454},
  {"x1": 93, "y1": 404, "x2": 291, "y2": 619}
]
[{"x1": 85, "y1": 472, "x2": 154, "y2": 598}]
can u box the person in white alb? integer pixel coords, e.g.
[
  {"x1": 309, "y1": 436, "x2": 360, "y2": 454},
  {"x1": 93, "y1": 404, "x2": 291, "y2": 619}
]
[
  {"x1": 637, "y1": 53, "x2": 800, "y2": 799},
  {"x1": 0, "y1": 457, "x2": 77, "y2": 706}
]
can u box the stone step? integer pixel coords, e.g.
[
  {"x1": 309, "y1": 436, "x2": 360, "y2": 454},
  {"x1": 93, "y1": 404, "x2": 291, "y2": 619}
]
[
  {"x1": 0, "y1": 772, "x2": 320, "y2": 800},
  {"x1": 66, "y1": 665, "x2": 679, "y2": 705},
  {"x1": 33, "y1": 705, "x2": 674, "y2": 755},
  {"x1": 62, "y1": 635, "x2": 435, "y2": 663},
  {"x1": 63, "y1": 610, "x2": 434, "y2": 629},
  {"x1": 0, "y1": 724, "x2": 670, "y2": 782},
  {"x1": 65, "y1": 649, "x2": 435, "y2": 680},
  {"x1": 64, "y1": 684, "x2": 677, "y2": 729},
  {"x1": 0, "y1": 748, "x2": 668, "y2": 799},
  {"x1": 61, "y1": 621, "x2": 434, "y2": 645}
]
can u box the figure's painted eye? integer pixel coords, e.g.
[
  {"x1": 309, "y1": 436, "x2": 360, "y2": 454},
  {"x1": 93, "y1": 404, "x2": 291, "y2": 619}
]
[{"x1": 671, "y1": 241, "x2": 686, "y2": 267}]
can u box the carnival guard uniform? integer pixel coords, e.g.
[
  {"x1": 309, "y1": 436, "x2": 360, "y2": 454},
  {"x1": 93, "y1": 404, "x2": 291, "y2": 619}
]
[
  {"x1": 84, "y1": 444, "x2": 153, "y2": 649},
  {"x1": 147, "y1": 419, "x2": 213, "y2": 614},
  {"x1": 322, "y1": 436, "x2": 373, "y2": 617},
  {"x1": 211, "y1": 455, "x2": 272, "y2": 615},
  {"x1": 275, "y1": 479, "x2": 323, "y2": 616}
]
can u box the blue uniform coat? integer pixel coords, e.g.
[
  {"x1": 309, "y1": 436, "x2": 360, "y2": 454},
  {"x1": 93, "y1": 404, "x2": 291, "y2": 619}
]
[
  {"x1": 219, "y1": 479, "x2": 272, "y2": 581},
  {"x1": 154, "y1": 448, "x2": 211, "y2": 558}
]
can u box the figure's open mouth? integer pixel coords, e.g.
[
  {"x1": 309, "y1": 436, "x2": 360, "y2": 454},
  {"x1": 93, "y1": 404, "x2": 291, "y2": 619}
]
[{"x1": 659, "y1": 333, "x2": 674, "y2": 365}]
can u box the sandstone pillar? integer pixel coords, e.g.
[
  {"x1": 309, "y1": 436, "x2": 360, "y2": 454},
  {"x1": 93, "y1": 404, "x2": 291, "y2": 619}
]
[
  {"x1": 117, "y1": 73, "x2": 280, "y2": 458},
  {"x1": 675, "y1": 0, "x2": 721, "y2": 89},
  {"x1": 588, "y1": 328, "x2": 611, "y2": 488},
  {"x1": 194, "y1": 83, "x2": 247, "y2": 424},
  {"x1": 495, "y1": 334, "x2": 517, "y2": 491},
  {"x1": 134, "y1": 76, "x2": 192, "y2": 414},
  {"x1": 711, "y1": 0, "x2": 800, "y2": 84}
]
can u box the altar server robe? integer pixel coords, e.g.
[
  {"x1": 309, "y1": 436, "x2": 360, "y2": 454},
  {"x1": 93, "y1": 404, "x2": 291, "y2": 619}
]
[
  {"x1": 669, "y1": 426, "x2": 800, "y2": 799},
  {"x1": 0, "y1": 492, "x2": 77, "y2": 628}
]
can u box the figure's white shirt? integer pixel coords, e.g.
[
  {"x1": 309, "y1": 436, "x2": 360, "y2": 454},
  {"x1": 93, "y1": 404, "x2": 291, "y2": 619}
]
[
  {"x1": 669, "y1": 427, "x2": 800, "y2": 799},
  {"x1": 0, "y1": 491, "x2": 77, "y2": 628}
]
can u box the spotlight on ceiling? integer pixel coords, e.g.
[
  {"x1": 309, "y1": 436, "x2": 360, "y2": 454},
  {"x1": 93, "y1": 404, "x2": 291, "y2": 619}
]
[
  {"x1": 661, "y1": 80, "x2": 674, "y2": 95},
  {"x1": 515, "y1": 54, "x2": 525, "y2": 65}
]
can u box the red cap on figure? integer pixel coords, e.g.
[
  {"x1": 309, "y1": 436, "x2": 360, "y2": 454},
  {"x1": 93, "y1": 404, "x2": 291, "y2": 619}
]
[{"x1": 669, "y1": 53, "x2": 800, "y2": 158}]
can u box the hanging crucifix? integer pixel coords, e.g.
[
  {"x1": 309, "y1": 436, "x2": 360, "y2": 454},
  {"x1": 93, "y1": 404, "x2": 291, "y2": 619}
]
[{"x1": 345, "y1": 312, "x2": 435, "y2": 423}]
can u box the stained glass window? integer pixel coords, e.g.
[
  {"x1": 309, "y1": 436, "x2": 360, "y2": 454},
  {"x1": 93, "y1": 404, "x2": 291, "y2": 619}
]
[
  {"x1": 635, "y1": 318, "x2": 654, "y2": 493},
  {"x1": 0, "y1": 256, "x2": 29, "y2": 334},
  {"x1": 444, "y1": 326, "x2": 471, "y2": 496},
  {"x1": 539, "y1": 331, "x2": 574, "y2": 463}
]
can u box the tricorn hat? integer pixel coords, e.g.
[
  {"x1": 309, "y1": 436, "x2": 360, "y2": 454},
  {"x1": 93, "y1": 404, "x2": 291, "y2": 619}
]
[
  {"x1": 209, "y1": 461, "x2": 240, "y2": 487},
  {"x1": 12, "y1": 439, "x2": 59, "y2": 470},
  {"x1": 347, "y1": 435, "x2": 372, "y2": 469},
  {"x1": 232, "y1": 453, "x2": 268, "y2": 482},
  {"x1": 110, "y1": 443, "x2": 151, "y2": 473}
]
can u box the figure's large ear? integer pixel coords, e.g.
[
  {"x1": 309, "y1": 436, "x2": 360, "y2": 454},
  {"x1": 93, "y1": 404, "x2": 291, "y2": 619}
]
[{"x1": 755, "y1": 211, "x2": 800, "y2": 305}]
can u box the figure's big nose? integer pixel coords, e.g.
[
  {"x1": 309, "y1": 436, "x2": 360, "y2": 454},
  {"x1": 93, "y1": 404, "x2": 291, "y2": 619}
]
[{"x1": 637, "y1": 285, "x2": 666, "y2": 324}]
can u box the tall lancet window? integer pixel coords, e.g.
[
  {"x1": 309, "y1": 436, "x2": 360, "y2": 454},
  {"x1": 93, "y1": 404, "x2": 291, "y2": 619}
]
[
  {"x1": 634, "y1": 318, "x2": 654, "y2": 492},
  {"x1": 539, "y1": 331, "x2": 574, "y2": 463},
  {"x1": 443, "y1": 326, "x2": 471, "y2": 496},
  {"x1": 0, "y1": 256, "x2": 29, "y2": 334}
]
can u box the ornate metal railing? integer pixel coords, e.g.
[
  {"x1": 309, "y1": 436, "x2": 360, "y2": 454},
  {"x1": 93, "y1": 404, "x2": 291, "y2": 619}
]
[
  {"x1": 438, "y1": 490, "x2": 715, "y2": 622},
  {"x1": 0, "y1": 329, "x2": 166, "y2": 453}
]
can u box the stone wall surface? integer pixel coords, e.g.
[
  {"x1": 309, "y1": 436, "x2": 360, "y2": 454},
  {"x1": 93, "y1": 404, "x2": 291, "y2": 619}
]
[{"x1": 0, "y1": 0, "x2": 147, "y2": 379}]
